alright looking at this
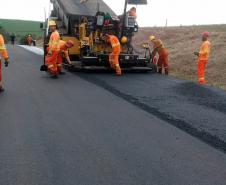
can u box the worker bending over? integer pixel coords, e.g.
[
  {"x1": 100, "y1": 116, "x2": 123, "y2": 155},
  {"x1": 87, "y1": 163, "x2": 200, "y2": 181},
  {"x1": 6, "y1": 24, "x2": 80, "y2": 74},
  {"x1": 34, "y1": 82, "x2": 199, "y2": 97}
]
[
  {"x1": 105, "y1": 34, "x2": 122, "y2": 76},
  {"x1": 57, "y1": 40, "x2": 74, "y2": 74},
  {"x1": 194, "y1": 32, "x2": 211, "y2": 85},
  {"x1": 0, "y1": 34, "x2": 10, "y2": 92},
  {"x1": 45, "y1": 20, "x2": 60, "y2": 78},
  {"x1": 150, "y1": 36, "x2": 169, "y2": 75}
]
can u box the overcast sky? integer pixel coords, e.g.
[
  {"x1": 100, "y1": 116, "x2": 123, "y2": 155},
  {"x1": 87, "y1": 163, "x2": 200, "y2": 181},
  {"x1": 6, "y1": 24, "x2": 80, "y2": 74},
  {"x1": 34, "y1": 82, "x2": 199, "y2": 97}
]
[{"x1": 0, "y1": 0, "x2": 225, "y2": 26}]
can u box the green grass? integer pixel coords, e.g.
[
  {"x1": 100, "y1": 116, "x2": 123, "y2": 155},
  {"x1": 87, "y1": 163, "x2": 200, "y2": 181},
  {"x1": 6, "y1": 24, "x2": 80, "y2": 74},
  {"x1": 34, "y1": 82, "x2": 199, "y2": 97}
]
[{"x1": 0, "y1": 19, "x2": 44, "y2": 39}]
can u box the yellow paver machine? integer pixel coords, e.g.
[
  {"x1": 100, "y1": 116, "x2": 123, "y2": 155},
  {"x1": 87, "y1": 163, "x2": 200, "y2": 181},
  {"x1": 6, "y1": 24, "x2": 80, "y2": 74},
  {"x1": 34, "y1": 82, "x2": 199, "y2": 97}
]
[{"x1": 42, "y1": 0, "x2": 156, "y2": 72}]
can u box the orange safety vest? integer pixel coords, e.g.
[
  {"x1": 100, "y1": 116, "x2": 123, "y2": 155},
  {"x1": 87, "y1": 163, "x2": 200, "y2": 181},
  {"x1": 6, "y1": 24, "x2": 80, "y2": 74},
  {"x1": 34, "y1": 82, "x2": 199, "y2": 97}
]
[
  {"x1": 59, "y1": 40, "x2": 69, "y2": 58},
  {"x1": 109, "y1": 35, "x2": 121, "y2": 52},
  {"x1": 152, "y1": 39, "x2": 168, "y2": 57},
  {"x1": 27, "y1": 36, "x2": 33, "y2": 42},
  {"x1": 199, "y1": 40, "x2": 211, "y2": 61},
  {"x1": 0, "y1": 34, "x2": 9, "y2": 59},
  {"x1": 152, "y1": 39, "x2": 163, "y2": 49},
  {"x1": 48, "y1": 30, "x2": 60, "y2": 52}
]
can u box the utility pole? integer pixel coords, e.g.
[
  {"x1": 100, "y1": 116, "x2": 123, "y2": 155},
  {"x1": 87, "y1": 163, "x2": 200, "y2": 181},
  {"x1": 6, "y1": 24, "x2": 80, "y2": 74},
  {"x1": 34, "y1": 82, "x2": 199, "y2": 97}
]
[
  {"x1": 123, "y1": 0, "x2": 129, "y2": 16},
  {"x1": 97, "y1": 0, "x2": 100, "y2": 12},
  {"x1": 121, "y1": 0, "x2": 128, "y2": 38}
]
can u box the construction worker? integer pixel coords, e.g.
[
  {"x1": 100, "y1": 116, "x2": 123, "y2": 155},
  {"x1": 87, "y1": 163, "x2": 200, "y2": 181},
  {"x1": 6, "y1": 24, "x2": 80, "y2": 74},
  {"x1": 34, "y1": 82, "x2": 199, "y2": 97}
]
[
  {"x1": 194, "y1": 32, "x2": 211, "y2": 85},
  {"x1": 105, "y1": 34, "x2": 122, "y2": 76},
  {"x1": 57, "y1": 40, "x2": 74, "y2": 74},
  {"x1": 45, "y1": 20, "x2": 60, "y2": 78},
  {"x1": 150, "y1": 36, "x2": 169, "y2": 75},
  {"x1": 128, "y1": 7, "x2": 137, "y2": 19},
  {"x1": 27, "y1": 34, "x2": 33, "y2": 46},
  {"x1": 104, "y1": 12, "x2": 111, "y2": 26},
  {"x1": 10, "y1": 33, "x2": 15, "y2": 45},
  {"x1": 0, "y1": 34, "x2": 10, "y2": 92}
]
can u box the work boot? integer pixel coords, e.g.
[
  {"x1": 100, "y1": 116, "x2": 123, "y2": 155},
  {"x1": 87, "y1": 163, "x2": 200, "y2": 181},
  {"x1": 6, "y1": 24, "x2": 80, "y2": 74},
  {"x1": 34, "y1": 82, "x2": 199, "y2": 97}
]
[
  {"x1": 116, "y1": 65, "x2": 122, "y2": 76},
  {"x1": 110, "y1": 61, "x2": 115, "y2": 69},
  {"x1": 0, "y1": 87, "x2": 5, "y2": 93},
  {"x1": 199, "y1": 80, "x2": 206, "y2": 85},
  {"x1": 59, "y1": 71, "x2": 66, "y2": 75},
  {"x1": 51, "y1": 74, "x2": 58, "y2": 79},
  {"x1": 165, "y1": 68, "x2": 169, "y2": 75},
  {"x1": 158, "y1": 68, "x2": 162, "y2": 74}
]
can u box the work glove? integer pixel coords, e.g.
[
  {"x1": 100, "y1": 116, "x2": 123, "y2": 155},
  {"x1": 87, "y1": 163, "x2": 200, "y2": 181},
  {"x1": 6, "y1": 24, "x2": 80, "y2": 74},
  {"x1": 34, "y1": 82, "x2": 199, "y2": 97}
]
[
  {"x1": 47, "y1": 50, "x2": 53, "y2": 56},
  {"x1": 194, "y1": 52, "x2": 199, "y2": 57},
  {"x1": 68, "y1": 60, "x2": 72, "y2": 65},
  {"x1": 4, "y1": 58, "x2": 10, "y2": 67},
  {"x1": 61, "y1": 51, "x2": 65, "y2": 57}
]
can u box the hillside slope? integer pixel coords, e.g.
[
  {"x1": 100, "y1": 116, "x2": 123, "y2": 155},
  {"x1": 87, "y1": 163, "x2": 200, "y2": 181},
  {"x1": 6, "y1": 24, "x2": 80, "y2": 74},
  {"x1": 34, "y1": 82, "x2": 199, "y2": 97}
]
[
  {"x1": 133, "y1": 25, "x2": 226, "y2": 90},
  {"x1": 0, "y1": 19, "x2": 43, "y2": 38}
]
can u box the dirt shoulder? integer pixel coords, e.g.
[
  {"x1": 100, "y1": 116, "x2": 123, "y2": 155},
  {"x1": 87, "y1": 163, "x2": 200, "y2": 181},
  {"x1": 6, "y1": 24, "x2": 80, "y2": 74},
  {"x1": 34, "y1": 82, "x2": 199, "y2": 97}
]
[{"x1": 133, "y1": 25, "x2": 226, "y2": 90}]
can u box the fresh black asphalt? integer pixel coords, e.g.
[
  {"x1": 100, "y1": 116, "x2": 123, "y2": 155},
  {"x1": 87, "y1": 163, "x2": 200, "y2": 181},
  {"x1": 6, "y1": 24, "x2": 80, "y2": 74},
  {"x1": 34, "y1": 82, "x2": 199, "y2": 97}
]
[
  {"x1": 79, "y1": 72, "x2": 226, "y2": 153},
  {"x1": 0, "y1": 45, "x2": 226, "y2": 185}
]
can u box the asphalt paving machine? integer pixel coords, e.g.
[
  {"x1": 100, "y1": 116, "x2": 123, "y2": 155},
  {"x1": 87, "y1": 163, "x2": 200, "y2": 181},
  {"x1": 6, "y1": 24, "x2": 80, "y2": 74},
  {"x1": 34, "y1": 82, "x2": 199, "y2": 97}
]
[{"x1": 42, "y1": 0, "x2": 155, "y2": 72}]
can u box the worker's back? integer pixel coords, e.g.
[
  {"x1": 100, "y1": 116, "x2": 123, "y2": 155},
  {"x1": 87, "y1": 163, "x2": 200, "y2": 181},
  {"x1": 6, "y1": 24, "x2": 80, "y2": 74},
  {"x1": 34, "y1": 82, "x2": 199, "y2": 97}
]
[
  {"x1": 0, "y1": 34, "x2": 5, "y2": 47},
  {"x1": 0, "y1": 34, "x2": 10, "y2": 91},
  {"x1": 59, "y1": 40, "x2": 70, "y2": 58},
  {"x1": 109, "y1": 35, "x2": 120, "y2": 52},
  {"x1": 199, "y1": 40, "x2": 211, "y2": 61},
  {"x1": 59, "y1": 40, "x2": 67, "y2": 50},
  {"x1": 0, "y1": 34, "x2": 8, "y2": 58},
  {"x1": 49, "y1": 30, "x2": 60, "y2": 51},
  {"x1": 153, "y1": 39, "x2": 168, "y2": 56}
]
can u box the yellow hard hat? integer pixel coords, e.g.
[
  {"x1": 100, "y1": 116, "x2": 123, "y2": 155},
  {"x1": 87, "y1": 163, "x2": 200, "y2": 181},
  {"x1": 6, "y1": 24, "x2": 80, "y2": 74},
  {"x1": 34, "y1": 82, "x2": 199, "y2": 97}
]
[
  {"x1": 49, "y1": 20, "x2": 57, "y2": 27},
  {"x1": 149, "y1": 35, "x2": 155, "y2": 41},
  {"x1": 121, "y1": 36, "x2": 128, "y2": 44}
]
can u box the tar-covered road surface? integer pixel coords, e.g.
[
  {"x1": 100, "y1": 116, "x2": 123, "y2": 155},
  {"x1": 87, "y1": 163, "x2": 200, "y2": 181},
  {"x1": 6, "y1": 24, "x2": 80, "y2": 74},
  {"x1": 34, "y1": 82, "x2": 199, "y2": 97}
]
[{"x1": 0, "y1": 45, "x2": 226, "y2": 185}]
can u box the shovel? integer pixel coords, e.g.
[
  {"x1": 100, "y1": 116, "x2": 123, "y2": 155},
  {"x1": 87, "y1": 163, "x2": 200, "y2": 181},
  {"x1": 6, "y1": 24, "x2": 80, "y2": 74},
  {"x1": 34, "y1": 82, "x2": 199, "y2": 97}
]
[
  {"x1": 40, "y1": 11, "x2": 49, "y2": 72},
  {"x1": 40, "y1": 40, "x2": 48, "y2": 71}
]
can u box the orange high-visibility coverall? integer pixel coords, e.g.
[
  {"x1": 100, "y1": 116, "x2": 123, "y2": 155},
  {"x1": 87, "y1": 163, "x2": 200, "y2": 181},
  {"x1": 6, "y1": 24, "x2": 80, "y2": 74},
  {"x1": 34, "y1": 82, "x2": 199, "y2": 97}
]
[
  {"x1": 152, "y1": 39, "x2": 169, "y2": 74},
  {"x1": 57, "y1": 40, "x2": 69, "y2": 73},
  {"x1": 27, "y1": 36, "x2": 33, "y2": 46},
  {"x1": 45, "y1": 30, "x2": 60, "y2": 75},
  {"x1": 197, "y1": 40, "x2": 211, "y2": 85},
  {"x1": 129, "y1": 10, "x2": 137, "y2": 19},
  {"x1": 108, "y1": 35, "x2": 122, "y2": 75},
  {"x1": 0, "y1": 34, "x2": 9, "y2": 87}
]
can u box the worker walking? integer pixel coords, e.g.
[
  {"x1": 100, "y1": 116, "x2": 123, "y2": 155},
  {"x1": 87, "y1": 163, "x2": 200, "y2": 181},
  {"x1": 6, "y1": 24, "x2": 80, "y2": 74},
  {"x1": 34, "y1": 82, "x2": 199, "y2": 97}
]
[
  {"x1": 45, "y1": 20, "x2": 61, "y2": 78},
  {"x1": 194, "y1": 32, "x2": 211, "y2": 85},
  {"x1": 0, "y1": 34, "x2": 10, "y2": 92},
  {"x1": 105, "y1": 34, "x2": 122, "y2": 76},
  {"x1": 150, "y1": 36, "x2": 169, "y2": 75},
  {"x1": 10, "y1": 33, "x2": 15, "y2": 45},
  {"x1": 57, "y1": 40, "x2": 74, "y2": 74},
  {"x1": 27, "y1": 34, "x2": 33, "y2": 46}
]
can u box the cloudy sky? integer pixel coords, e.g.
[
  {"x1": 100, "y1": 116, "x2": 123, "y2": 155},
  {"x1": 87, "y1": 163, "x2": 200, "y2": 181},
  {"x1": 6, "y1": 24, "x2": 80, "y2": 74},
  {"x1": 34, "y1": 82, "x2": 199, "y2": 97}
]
[{"x1": 0, "y1": 0, "x2": 225, "y2": 26}]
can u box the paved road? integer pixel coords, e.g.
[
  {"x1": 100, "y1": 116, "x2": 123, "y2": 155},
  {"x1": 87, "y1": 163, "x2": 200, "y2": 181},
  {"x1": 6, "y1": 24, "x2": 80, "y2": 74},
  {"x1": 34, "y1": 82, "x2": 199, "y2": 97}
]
[
  {"x1": 0, "y1": 45, "x2": 226, "y2": 185},
  {"x1": 79, "y1": 72, "x2": 226, "y2": 151}
]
